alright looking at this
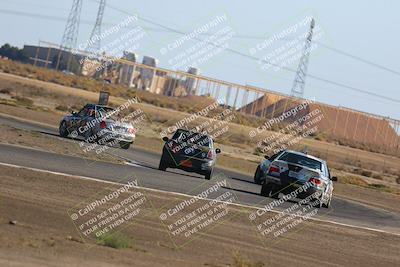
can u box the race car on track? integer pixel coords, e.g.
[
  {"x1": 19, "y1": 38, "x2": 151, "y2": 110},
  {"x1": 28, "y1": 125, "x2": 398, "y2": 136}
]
[
  {"x1": 259, "y1": 150, "x2": 337, "y2": 208},
  {"x1": 59, "y1": 103, "x2": 136, "y2": 149},
  {"x1": 158, "y1": 129, "x2": 221, "y2": 180}
]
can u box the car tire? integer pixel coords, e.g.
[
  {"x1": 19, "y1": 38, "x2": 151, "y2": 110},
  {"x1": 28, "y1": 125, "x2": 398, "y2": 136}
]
[
  {"x1": 119, "y1": 142, "x2": 131, "y2": 150},
  {"x1": 205, "y1": 169, "x2": 213, "y2": 180},
  {"x1": 260, "y1": 183, "x2": 272, "y2": 197},
  {"x1": 312, "y1": 197, "x2": 322, "y2": 208},
  {"x1": 270, "y1": 184, "x2": 281, "y2": 199},
  {"x1": 322, "y1": 195, "x2": 332, "y2": 208},
  {"x1": 59, "y1": 121, "x2": 68, "y2": 137},
  {"x1": 254, "y1": 165, "x2": 263, "y2": 184},
  {"x1": 158, "y1": 153, "x2": 168, "y2": 171}
]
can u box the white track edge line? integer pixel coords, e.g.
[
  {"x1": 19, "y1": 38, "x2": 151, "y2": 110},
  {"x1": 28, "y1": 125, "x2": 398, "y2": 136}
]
[{"x1": 0, "y1": 161, "x2": 399, "y2": 237}]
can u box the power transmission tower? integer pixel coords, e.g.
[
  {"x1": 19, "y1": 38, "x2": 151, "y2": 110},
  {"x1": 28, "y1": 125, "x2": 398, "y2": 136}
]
[
  {"x1": 57, "y1": 0, "x2": 83, "y2": 71},
  {"x1": 60, "y1": 0, "x2": 83, "y2": 51},
  {"x1": 87, "y1": 0, "x2": 106, "y2": 54},
  {"x1": 291, "y1": 18, "x2": 315, "y2": 98}
]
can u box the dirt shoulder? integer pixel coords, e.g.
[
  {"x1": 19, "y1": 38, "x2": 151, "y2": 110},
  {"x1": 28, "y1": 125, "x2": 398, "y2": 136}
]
[
  {"x1": 333, "y1": 182, "x2": 400, "y2": 213},
  {"x1": 0, "y1": 164, "x2": 399, "y2": 267},
  {"x1": 0, "y1": 123, "x2": 124, "y2": 165}
]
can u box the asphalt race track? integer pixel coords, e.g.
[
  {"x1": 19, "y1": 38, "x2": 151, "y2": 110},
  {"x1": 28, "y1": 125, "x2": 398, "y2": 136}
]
[{"x1": 1, "y1": 115, "x2": 399, "y2": 235}]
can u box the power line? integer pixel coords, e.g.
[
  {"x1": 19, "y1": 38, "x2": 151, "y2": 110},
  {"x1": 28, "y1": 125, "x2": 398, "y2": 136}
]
[
  {"x1": 0, "y1": 8, "x2": 93, "y2": 25},
  {"x1": 314, "y1": 41, "x2": 400, "y2": 77},
  {"x1": 1, "y1": 6, "x2": 399, "y2": 104},
  {"x1": 2, "y1": 7, "x2": 400, "y2": 78},
  {"x1": 97, "y1": 1, "x2": 400, "y2": 104}
]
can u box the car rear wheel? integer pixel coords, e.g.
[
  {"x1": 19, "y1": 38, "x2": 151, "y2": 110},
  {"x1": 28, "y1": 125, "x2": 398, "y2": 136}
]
[
  {"x1": 254, "y1": 165, "x2": 263, "y2": 184},
  {"x1": 59, "y1": 121, "x2": 68, "y2": 137},
  {"x1": 260, "y1": 183, "x2": 272, "y2": 197},
  {"x1": 205, "y1": 169, "x2": 213, "y2": 180},
  {"x1": 119, "y1": 142, "x2": 131, "y2": 150},
  {"x1": 312, "y1": 197, "x2": 323, "y2": 208},
  {"x1": 322, "y1": 195, "x2": 332, "y2": 208},
  {"x1": 158, "y1": 153, "x2": 168, "y2": 171},
  {"x1": 270, "y1": 185, "x2": 281, "y2": 199}
]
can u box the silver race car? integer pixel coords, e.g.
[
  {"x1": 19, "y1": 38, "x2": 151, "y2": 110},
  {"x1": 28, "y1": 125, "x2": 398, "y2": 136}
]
[
  {"x1": 259, "y1": 150, "x2": 337, "y2": 208},
  {"x1": 59, "y1": 103, "x2": 136, "y2": 149}
]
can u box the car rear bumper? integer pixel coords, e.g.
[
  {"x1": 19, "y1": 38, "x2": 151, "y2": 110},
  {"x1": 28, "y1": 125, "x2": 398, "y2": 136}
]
[
  {"x1": 163, "y1": 152, "x2": 214, "y2": 174},
  {"x1": 264, "y1": 174, "x2": 323, "y2": 199},
  {"x1": 97, "y1": 130, "x2": 135, "y2": 144}
]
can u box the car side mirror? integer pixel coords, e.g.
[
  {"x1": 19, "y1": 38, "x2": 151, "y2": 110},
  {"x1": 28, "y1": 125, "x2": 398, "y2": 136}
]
[
  {"x1": 264, "y1": 155, "x2": 270, "y2": 160},
  {"x1": 215, "y1": 148, "x2": 221, "y2": 154},
  {"x1": 331, "y1": 176, "x2": 338, "y2": 182},
  {"x1": 162, "y1": 136, "x2": 169, "y2": 142}
]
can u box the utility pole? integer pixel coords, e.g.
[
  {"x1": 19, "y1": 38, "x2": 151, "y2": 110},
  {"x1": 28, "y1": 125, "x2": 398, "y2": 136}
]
[{"x1": 291, "y1": 18, "x2": 315, "y2": 98}]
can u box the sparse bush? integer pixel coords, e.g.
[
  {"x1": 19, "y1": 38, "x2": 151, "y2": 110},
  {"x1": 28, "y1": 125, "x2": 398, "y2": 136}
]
[
  {"x1": 12, "y1": 96, "x2": 33, "y2": 107},
  {"x1": 97, "y1": 233, "x2": 131, "y2": 249},
  {"x1": 369, "y1": 183, "x2": 386, "y2": 189},
  {"x1": 361, "y1": 170, "x2": 372, "y2": 177},
  {"x1": 0, "y1": 88, "x2": 11, "y2": 94},
  {"x1": 232, "y1": 250, "x2": 264, "y2": 267},
  {"x1": 338, "y1": 175, "x2": 368, "y2": 187},
  {"x1": 367, "y1": 184, "x2": 396, "y2": 194},
  {"x1": 253, "y1": 146, "x2": 263, "y2": 156},
  {"x1": 55, "y1": 105, "x2": 68, "y2": 111},
  {"x1": 372, "y1": 173, "x2": 383, "y2": 180}
]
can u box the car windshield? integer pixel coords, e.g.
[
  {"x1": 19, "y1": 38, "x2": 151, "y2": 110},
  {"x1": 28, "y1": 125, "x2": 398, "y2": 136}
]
[
  {"x1": 172, "y1": 130, "x2": 211, "y2": 147},
  {"x1": 278, "y1": 152, "x2": 322, "y2": 171},
  {"x1": 96, "y1": 106, "x2": 117, "y2": 120}
]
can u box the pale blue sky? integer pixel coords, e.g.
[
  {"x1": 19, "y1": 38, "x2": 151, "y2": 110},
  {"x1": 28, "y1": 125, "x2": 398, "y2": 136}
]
[{"x1": 0, "y1": 0, "x2": 399, "y2": 119}]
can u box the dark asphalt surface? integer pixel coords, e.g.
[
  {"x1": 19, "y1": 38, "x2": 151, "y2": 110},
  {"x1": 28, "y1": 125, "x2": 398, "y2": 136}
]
[{"x1": 1, "y1": 115, "x2": 400, "y2": 234}]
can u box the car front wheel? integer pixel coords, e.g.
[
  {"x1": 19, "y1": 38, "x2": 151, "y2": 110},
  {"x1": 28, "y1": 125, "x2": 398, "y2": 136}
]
[
  {"x1": 205, "y1": 169, "x2": 213, "y2": 180},
  {"x1": 119, "y1": 142, "x2": 131, "y2": 150},
  {"x1": 59, "y1": 121, "x2": 68, "y2": 137},
  {"x1": 254, "y1": 165, "x2": 263, "y2": 184},
  {"x1": 158, "y1": 153, "x2": 168, "y2": 171}
]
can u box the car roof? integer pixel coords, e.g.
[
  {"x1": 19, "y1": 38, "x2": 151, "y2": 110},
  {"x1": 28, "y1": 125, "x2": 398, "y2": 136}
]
[
  {"x1": 175, "y1": 128, "x2": 212, "y2": 138},
  {"x1": 282, "y1": 150, "x2": 326, "y2": 164},
  {"x1": 84, "y1": 103, "x2": 115, "y2": 109}
]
